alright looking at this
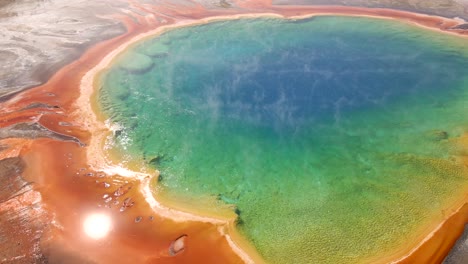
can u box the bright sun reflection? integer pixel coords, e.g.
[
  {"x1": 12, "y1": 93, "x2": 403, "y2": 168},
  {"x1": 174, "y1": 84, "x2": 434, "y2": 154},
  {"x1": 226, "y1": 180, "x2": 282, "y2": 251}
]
[{"x1": 83, "y1": 213, "x2": 112, "y2": 239}]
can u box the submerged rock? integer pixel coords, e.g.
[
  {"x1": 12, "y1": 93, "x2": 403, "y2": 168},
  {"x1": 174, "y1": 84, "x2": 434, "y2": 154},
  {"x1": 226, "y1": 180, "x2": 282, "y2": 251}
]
[
  {"x1": 142, "y1": 43, "x2": 169, "y2": 57},
  {"x1": 425, "y1": 129, "x2": 449, "y2": 141},
  {"x1": 118, "y1": 52, "x2": 154, "y2": 73},
  {"x1": 171, "y1": 30, "x2": 189, "y2": 40},
  {"x1": 147, "y1": 153, "x2": 172, "y2": 168},
  {"x1": 217, "y1": 193, "x2": 238, "y2": 204},
  {"x1": 149, "y1": 155, "x2": 163, "y2": 166}
]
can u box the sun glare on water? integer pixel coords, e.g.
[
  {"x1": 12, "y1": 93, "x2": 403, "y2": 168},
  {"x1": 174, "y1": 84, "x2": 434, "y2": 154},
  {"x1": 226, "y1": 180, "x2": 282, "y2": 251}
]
[{"x1": 83, "y1": 213, "x2": 112, "y2": 239}]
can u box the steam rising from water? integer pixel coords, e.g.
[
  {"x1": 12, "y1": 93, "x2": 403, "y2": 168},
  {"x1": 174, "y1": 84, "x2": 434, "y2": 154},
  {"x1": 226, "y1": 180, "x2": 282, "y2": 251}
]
[{"x1": 99, "y1": 17, "x2": 468, "y2": 264}]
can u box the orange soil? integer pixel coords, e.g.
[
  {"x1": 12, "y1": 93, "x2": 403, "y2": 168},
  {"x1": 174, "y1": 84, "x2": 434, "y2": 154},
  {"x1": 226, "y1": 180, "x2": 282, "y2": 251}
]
[{"x1": 1, "y1": 1, "x2": 467, "y2": 263}]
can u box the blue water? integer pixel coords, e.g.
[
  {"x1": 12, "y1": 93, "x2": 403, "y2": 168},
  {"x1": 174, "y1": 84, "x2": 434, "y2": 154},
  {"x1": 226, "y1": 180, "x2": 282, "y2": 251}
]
[{"x1": 99, "y1": 17, "x2": 468, "y2": 263}]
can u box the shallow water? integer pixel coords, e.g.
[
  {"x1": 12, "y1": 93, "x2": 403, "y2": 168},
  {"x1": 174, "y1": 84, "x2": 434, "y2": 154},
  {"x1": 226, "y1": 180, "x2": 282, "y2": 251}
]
[{"x1": 99, "y1": 17, "x2": 468, "y2": 263}]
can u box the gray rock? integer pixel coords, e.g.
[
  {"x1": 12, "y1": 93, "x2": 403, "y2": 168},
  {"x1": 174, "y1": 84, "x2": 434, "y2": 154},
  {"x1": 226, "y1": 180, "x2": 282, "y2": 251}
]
[
  {"x1": 444, "y1": 225, "x2": 468, "y2": 264},
  {"x1": 0, "y1": 0, "x2": 127, "y2": 100}
]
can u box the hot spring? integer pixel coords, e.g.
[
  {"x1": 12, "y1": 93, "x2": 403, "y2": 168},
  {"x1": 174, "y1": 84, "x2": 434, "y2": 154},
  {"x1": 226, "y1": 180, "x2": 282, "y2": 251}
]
[{"x1": 98, "y1": 16, "x2": 468, "y2": 263}]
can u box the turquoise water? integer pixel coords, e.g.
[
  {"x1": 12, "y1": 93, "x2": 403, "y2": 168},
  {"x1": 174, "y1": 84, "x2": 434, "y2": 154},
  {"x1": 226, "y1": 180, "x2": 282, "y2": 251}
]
[{"x1": 99, "y1": 17, "x2": 468, "y2": 263}]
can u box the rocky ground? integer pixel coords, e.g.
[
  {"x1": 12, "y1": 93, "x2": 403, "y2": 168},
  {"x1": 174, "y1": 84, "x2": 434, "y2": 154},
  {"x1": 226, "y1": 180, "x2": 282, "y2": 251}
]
[
  {"x1": 445, "y1": 225, "x2": 468, "y2": 264},
  {"x1": 0, "y1": 0, "x2": 128, "y2": 100},
  {"x1": 0, "y1": 156, "x2": 50, "y2": 263}
]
